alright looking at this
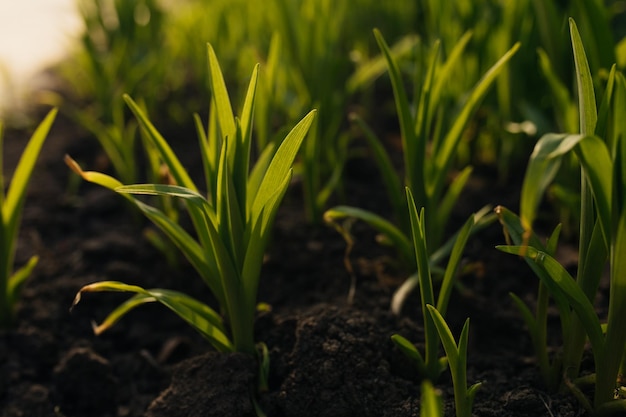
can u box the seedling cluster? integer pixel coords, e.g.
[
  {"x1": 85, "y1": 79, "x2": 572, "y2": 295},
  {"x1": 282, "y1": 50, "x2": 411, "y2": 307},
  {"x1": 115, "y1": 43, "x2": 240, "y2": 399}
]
[{"x1": 3, "y1": 0, "x2": 626, "y2": 416}]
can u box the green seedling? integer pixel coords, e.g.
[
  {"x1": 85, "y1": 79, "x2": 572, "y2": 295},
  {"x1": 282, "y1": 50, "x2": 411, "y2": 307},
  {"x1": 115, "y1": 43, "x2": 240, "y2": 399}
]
[
  {"x1": 497, "y1": 19, "x2": 626, "y2": 414},
  {"x1": 427, "y1": 305, "x2": 480, "y2": 417},
  {"x1": 1, "y1": 109, "x2": 57, "y2": 327},
  {"x1": 391, "y1": 188, "x2": 474, "y2": 381},
  {"x1": 325, "y1": 29, "x2": 519, "y2": 312},
  {"x1": 392, "y1": 189, "x2": 479, "y2": 415},
  {"x1": 67, "y1": 44, "x2": 316, "y2": 364}
]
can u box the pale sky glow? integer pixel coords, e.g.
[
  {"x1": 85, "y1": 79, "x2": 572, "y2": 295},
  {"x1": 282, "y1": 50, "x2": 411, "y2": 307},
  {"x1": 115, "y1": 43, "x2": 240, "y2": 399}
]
[{"x1": 0, "y1": 0, "x2": 82, "y2": 116}]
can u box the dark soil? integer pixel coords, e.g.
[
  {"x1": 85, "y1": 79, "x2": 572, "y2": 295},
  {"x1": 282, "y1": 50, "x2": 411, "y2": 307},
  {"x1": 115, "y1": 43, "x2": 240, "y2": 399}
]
[{"x1": 1, "y1": 110, "x2": 589, "y2": 417}]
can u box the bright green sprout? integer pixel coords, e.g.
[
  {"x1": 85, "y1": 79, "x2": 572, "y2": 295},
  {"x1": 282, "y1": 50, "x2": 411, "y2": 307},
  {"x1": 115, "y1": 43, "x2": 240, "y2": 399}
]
[
  {"x1": 497, "y1": 18, "x2": 626, "y2": 415},
  {"x1": 1, "y1": 109, "x2": 57, "y2": 328},
  {"x1": 391, "y1": 188, "x2": 480, "y2": 417},
  {"x1": 67, "y1": 44, "x2": 316, "y2": 364}
]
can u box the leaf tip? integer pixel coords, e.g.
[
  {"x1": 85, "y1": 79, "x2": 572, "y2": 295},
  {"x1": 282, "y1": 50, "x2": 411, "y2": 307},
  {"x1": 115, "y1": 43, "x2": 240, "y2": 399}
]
[
  {"x1": 64, "y1": 154, "x2": 85, "y2": 178},
  {"x1": 70, "y1": 290, "x2": 83, "y2": 312},
  {"x1": 91, "y1": 320, "x2": 107, "y2": 335}
]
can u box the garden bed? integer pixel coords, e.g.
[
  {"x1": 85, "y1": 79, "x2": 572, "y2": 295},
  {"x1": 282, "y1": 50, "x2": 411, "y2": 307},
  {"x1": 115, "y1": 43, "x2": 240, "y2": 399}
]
[{"x1": 0, "y1": 110, "x2": 590, "y2": 417}]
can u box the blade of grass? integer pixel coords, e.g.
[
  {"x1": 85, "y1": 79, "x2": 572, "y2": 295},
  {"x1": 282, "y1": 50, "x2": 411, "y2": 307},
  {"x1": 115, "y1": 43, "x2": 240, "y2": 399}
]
[
  {"x1": 431, "y1": 43, "x2": 520, "y2": 200},
  {"x1": 124, "y1": 95, "x2": 197, "y2": 191},
  {"x1": 72, "y1": 281, "x2": 233, "y2": 352}
]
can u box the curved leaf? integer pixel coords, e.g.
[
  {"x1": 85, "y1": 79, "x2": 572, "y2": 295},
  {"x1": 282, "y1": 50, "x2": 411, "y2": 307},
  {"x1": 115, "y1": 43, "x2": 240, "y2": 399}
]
[
  {"x1": 72, "y1": 281, "x2": 233, "y2": 352},
  {"x1": 252, "y1": 110, "x2": 316, "y2": 215},
  {"x1": 3, "y1": 108, "x2": 57, "y2": 221},
  {"x1": 497, "y1": 245, "x2": 604, "y2": 355},
  {"x1": 124, "y1": 95, "x2": 197, "y2": 191},
  {"x1": 432, "y1": 43, "x2": 520, "y2": 197}
]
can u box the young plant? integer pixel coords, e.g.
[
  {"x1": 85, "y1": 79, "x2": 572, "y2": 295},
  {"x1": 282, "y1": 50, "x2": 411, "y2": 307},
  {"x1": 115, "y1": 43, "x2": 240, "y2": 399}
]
[
  {"x1": 67, "y1": 44, "x2": 316, "y2": 361},
  {"x1": 497, "y1": 19, "x2": 626, "y2": 414},
  {"x1": 391, "y1": 188, "x2": 474, "y2": 381},
  {"x1": 427, "y1": 305, "x2": 481, "y2": 417},
  {"x1": 1, "y1": 109, "x2": 57, "y2": 327},
  {"x1": 392, "y1": 189, "x2": 479, "y2": 416},
  {"x1": 325, "y1": 29, "x2": 519, "y2": 312}
]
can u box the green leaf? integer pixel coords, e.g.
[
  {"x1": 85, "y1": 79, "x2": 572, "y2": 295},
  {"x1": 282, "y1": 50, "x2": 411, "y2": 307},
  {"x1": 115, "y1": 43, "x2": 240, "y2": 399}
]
[
  {"x1": 594, "y1": 65, "x2": 616, "y2": 141},
  {"x1": 391, "y1": 334, "x2": 427, "y2": 375},
  {"x1": 207, "y1": 43, "x2": 236, "y2": 150},
  {"x1": 247, "y1": 142, "x2": 276, "y2": 213},
  {"x1": 406, "y1": 189, "x2": 442, "y2": 380},
  {"x1": 427, "y1": 305, "x2": 477, "y2": 417},
  {"x1": 574, "y1": 135, "x2": 613, "y2": 246},
  {"x1": 116, "y1": 184, "x2": 212, "y2": 209},
  {"x1": 420, "y1": 380, "x2": 443, "y2": 417},
  {"x1": 347, "y1": 34, "x2": 420, "y2": 92},
  {"x1": 497, "y1": 245, "x2": 604, "y2": 354},
  {"x1": 239, "y1": 63, "x2": 259, "y2": 168},
  {"x1": 4, "y1": 108, "x2": 57, "y2": 227},
  {"x1": 2, "y1": 109, "x2": 55, "y2": 326},
  {"x1": 436, "y1": 213, "x2": 474, "y2": 316},
  {"x1": 124, "y1": 95, "x2": 197, "y2": 191},
  {"x1": 429, "y1": 31, "x2": 473, "y2": 120},
  {"x1": 412, "y1": 39, "x2": 438, "y2": 206},
  {"x1": 72, "y1": 281, "x2": 233, "y2": 352},
  {"x1": 427, "y1": 305, "x2": 460, "y2": 365},
  {"x1": 496, "y1": 206, "x2": 574, "y2": 323},
  {"x1": 215, "y1": 141, "x2": 245, "y2": 269},
  {"x1": 431, "y1": 42, "x2": 520, "y2": 199},
  {"x1": 569, "y1": 18, "x2": 597, "y2": 136},
  {"x1": 407, "y1": 189, "x2": 434, "y2": 306},
  {"x1": 231, "y1": 64, "x2": 259, "y2": 215},
  {"x1": 7, "y1": 256, "x2": 38, "y2": 308},
  {"x1": 596, "y1": 136, "x2": 626, "y2": 407},
  {"x1": 135, "y1": 200, "x2": 224, "y2": 301},
  {"x1": 435, "y1": 166, "x2": 473, "y2": 245},
  {"x1": 537, "y1": 48, "x2": 577, "y2": 132},
  {"x1": 520, "y1": 133, "x2": 577, "y2": 231},
  {"x1": 373, "y1": 29, "x2": 416, "y2": 192},
  {"x1": 252, "y1": 110, "x2": 316, "y2": 215},
  {"x1": 194, "y1": 112, "x2": 215, "y2": 199}
]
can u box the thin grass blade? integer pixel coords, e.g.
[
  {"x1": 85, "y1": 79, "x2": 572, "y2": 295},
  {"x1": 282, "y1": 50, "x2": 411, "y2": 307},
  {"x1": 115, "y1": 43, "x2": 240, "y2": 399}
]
[
  {"x1": 215, "y1": 141, "x2": 245, "y2": 268},
  {"x1": 4, "y1": 109, "x2": 57, "y2": 225},
  {"x1": 569, "y1": 18, "x2": 597, "y2": 136},
  {"x1": 7, "y1": 256, "x2": 38, "y2": 308},
  {"x1": 497, "y1": 245, "x2": 604, "y2": 354},
  {"x1": 373, "y1": 29, "x2": 417, "y2": 192},
  {"x1": 206, "y1": 43, "x2": 236, "y2": 150},
  {"x1": 252, "y1": 110, "x2": 316, "y2": 215},
  {"x1": 436, "y1": 214, "x2": 474, "y2": 316},
  {"x1": 124, "y1": 95, "x2": 197, "y2": 191},
  {"x1": 520, "y1": 133, "x2": 577, "y2": 232},
  {"x1": 431, "y1": 43, "x2": 520, "y2": 199},
  {"x1": 391, "y1": 334, "x2": 427, "y2": 376},
  {"x1": 72, "y1": 281, "x2": 233, "y2": 352}
]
